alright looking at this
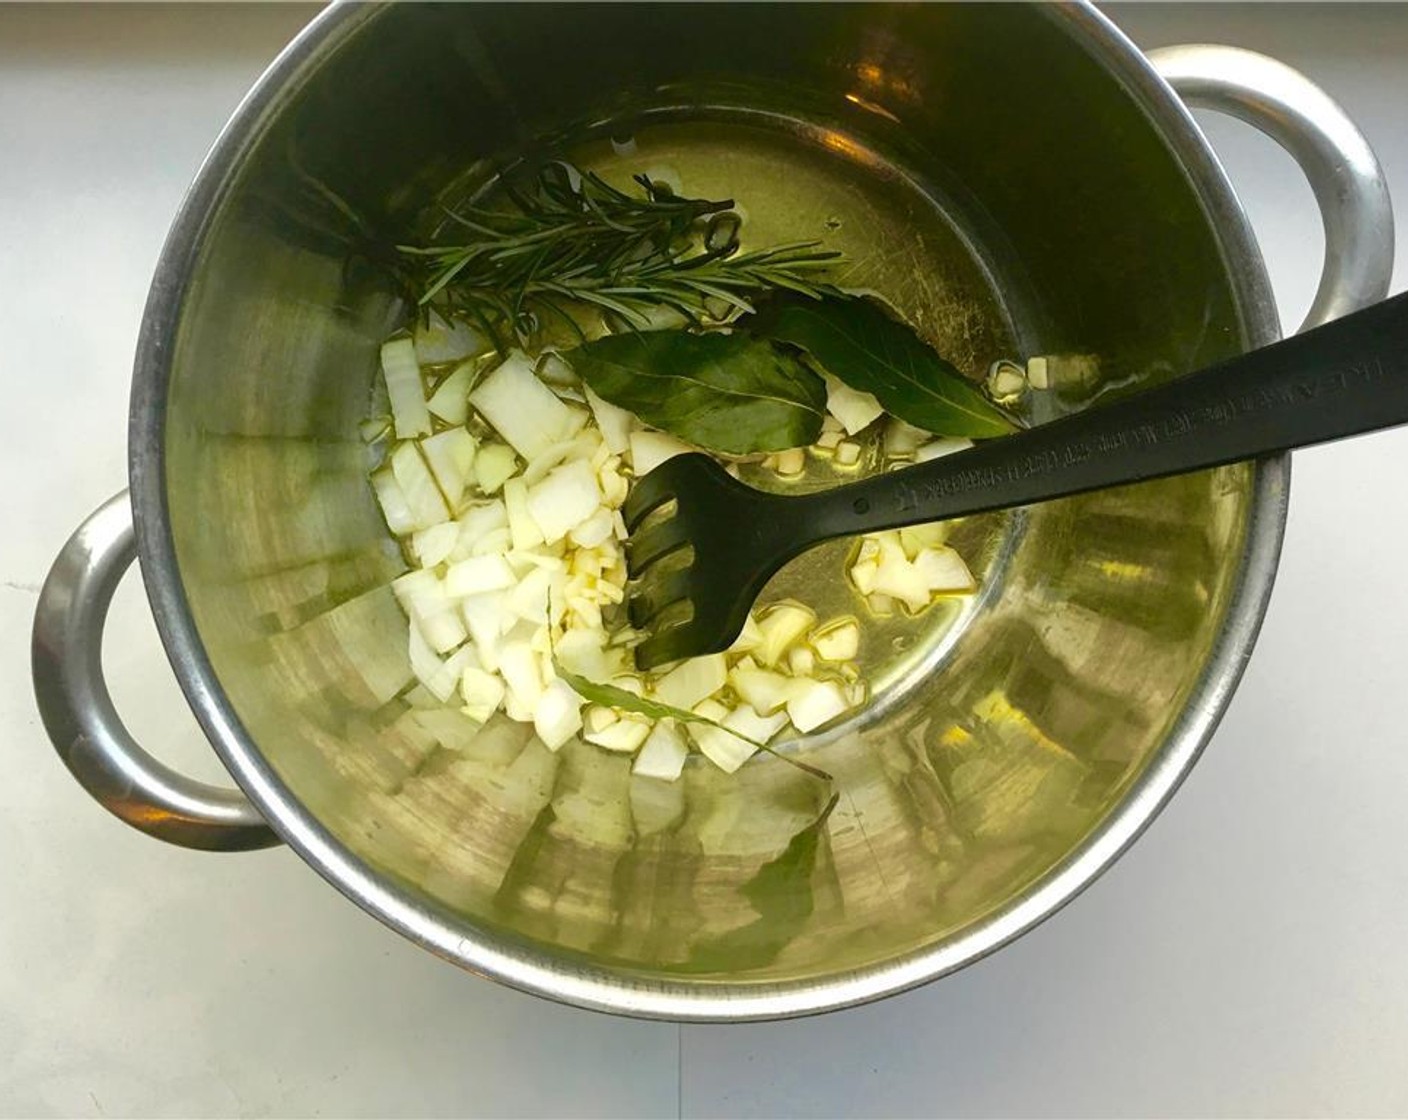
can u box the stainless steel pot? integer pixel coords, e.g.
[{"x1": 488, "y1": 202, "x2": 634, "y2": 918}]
[{"x1": 32, "y1": 3, "x2": 1392, "y2": 1020}]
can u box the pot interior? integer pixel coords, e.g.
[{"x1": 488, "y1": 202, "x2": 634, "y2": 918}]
[{"x1": 156, "y1": 3, "x2": 1259, "y2": 1006}]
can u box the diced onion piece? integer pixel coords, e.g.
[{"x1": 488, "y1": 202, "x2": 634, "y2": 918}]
[
  {"x1": 987, "y1": 359, "x2": 1027, "y2": 401},
  {"x1": 460, "y1": 592, "x2": 509, "y2": 672},
  {"x1": 569, "y1": 508, "x2": 614, "y2": 548},
  {"x1": 652, "y1": 653, "x2": 727, "y2": 710},
  {"x1": 1026, "y1": 356, "x2": 1049, "y2": 390},
  {"x1": 413, "y1": 599, "x2": 467, "y2": 653},
  {"x1": 461, "y1": 666, "x2": 505, "y2": 722},
  {"x1": 420, "y1": 428, "x2": 477, "y2": 509},
  {"x1": 788, "y1": 646, "x2": 816, "y2": 677},
  {"x1": 555, "y1": 629, "x2": 612, "y2": 680},
  {"x1": 728, "y1": 664, "x2": 794, "y2": 716},
  {"x1": 898, "y1": 523, "x2": 949, "y2": 557},
  {"x1": 473, "y1": 444, "x2": 518, "y2": 495},
  {"x1": 502, "y1": 477, "x2": 544, "y2": 551},
  {"x1": 451, "y1": 501, "x2": 508, "y2": 560},
  {"x1": 824, "y1": 373, "x2": 884, "y2": 434},
  {"x1": 811, "y1": 617, "x2": 861, "y2": 662},
  {"x1": 371, "y1": 469, "x2": 417, "y2": 535},
  {"x1": 472, "y1": 351, "x2": 577, "y2": 459},
  {"x1": 391, "y1": 568, "x2": 440, "y2": 613},
  {"x1": 412, "y1": 522, "x2": 459, "y2": 568},
  {"x1": 786, "y1": 679, "x2": 850, "y2": 733},
  {"x1": 426, "y1": 360, "x2": 478, "y2": 424},
  {"x1": 610, "y1": 674, "x2": 645, "y2": 697},
  {"x1": 414, "y1": 310, "x2": 485, "y2": 366},
  {"x1": 526, "y1": 459, "x2": 602, "y2": 545},
  {"x1": 774, "y1": 448, "x2": 806, "y2": 477},
  {"x1": 755, "y1": 602, "x2": 816, "y2": 667},
  {"x1": 498, "y1": 640, "x2": 544, "y2": 711},
  {"x1": 884, "y1": 418, "x2": 929, "y2": 459},
  {"x1": 584, "y1": 385, "x2": 635, "y2": 455},
  {"x1": 849, "y1": 558, "x2": 879, "y2": 595},
  {"x1": 426, "y1": 646, "x2": 476, "y2": 706},
  {"x1": 870, "y1": 533, "x2": 928, "y2": 610},
  {"x1": 915, "y1": 437, "x2": 974, "y2": 464},
  {"x1": 469, "y1": 527, "x2": 511, "y2": 557},
  {"x1": 390, "y1": 443, "x2": 450, "y2": 529},
  {"x1": 815, "y1": 429, "x2": 844, "y2": 452},
  {"x1": 693, "y1": 705, "x2": 787, "y2": 774},
  {"x1": 633, "y1": 721, "x2": 688, "y2": 781},
  {"x1": 507, "y1": 565, "x2": 558, "y2": 624},
  {"x1": 536, "y1": 351, "x2": 579, "y2": 388},
  {"x1": 583, "y1": 705, "x2": 618, "y2": 734},
  {"x1": 913, "y1": 546, "x2": 976, "y2": 593},
  {"x1": 534, "y1": 678, "x2": 584, "y2": 751},
  {"x1": 729, "y1": 613, "x2": 763, "y2": 654},
  {"x1": 629, "y1": 429, "x2": 694, "y2": 476},
  {"x1": 444, "y1": 554, "x2": 516, "y2": 598},
  {"x1": 834, "y1": 441, "x2": 861, "y2": 467},
  {"x1": 585, "y1": 716, "x2": 651, "y2": 753},
  {"x1": 382, "y1": 338, "x2": 431, "y2": 439}
]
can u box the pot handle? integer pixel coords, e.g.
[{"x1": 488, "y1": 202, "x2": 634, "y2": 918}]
[
  {"x1": 1149, "y1": 44, "x2": 1394, "y2": 330},
  {"x1": 32, "y1": 491, "x2": 279, "y2": 851}
]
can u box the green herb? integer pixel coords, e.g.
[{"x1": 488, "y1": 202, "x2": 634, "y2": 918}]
[
  {"x1": 568, "y1": 330, "x2": 827, "y2": 455},
  {"x1": 398, "y1": 163, "x2": 840, "y2": 349},
  {"x1": 748, "y1": 294, "x2": 1020, "y2": 438},
  {"x1": 686, "y1": 792, "x2": 839, "y2": 972},
  {"x1": 554, "y1": 659, "x2": 833, "y2": 782}
]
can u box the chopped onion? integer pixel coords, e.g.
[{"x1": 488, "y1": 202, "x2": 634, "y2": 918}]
[
  {"x1": 898, "y1": 523, "x2": 949, "y2": 557},
  {"x1": 915, "y1": 437, "x2": 973, "y2": 463},
  {"x1": 460, "y1": 593, "x2": 510, "y2": 672},
  {"x1": 469, "y1": 351, "x2": 577, "y2": 459},
  {"x1": 461, "y1": 665, "x2": 506, "y2": 722},
  {"x1": 371, "y1": 469, "x2": 417, "y2": 535},
  {"x1": 913, "y1": 546, "x2": 976, "y2": 593},
  {"x1": 834, "y1": 441, "x2": 861, "y2": 467},
  {"x1": 824, "y1": 373, "x2": 884, "y2": 435},
  {"x1": 774, "y1": 448, "x2": 806, "y2": 477},
  {"x1": 420, "y1": 428, "x2": 477, "y2": 509},
  {"x1": 526, "y1": 459, "x2": 602, "y2": 545},
  {"x1": 412, "y1": 522, "x2": 460, "y2": 568},
  {"x1": 502, "y1": 477, "x2": 545, "y2": 551},
  {"x1": 414, "y1": 310, "x2": 485, "y2": 366},
  {"x1": 473, "y1": 444, "x2": 518, "y2": 495},
  {"x1": 871, "y1": 534, "x2": 931, "y2": 611},
  {"x1": 810, "y1": 617, "x2": 860, "y2": 662},
  {"x1": 652, "y1": 653, "x2": 726, "y2": 710},
  {"x1": 787, "y1": 646, "x2": 816, "y2": 677},
  {"x1": 534, "y1": 678, "x2": 584, "y2": 751},
  {"x1": 786, "y1": 679, "x2": 850, "y2": 733},
  {"x1": 633, "y1": 720, "x2": 688, "y2": 781},
  {"x1": 498, "y1": 640, "x2": 545, "y2": 711},
  {"x1": 755, "y1": 602, "x2": 816, "y2": 667},
  {"x1": 585, "y1": 715, "x2": 651, "y2": 753},
  {"x1": 390, "y1": 443, "x2": 450, "y2": 529},
  {"x1": 629, "y1": 429, "x2": 694, "y2": 476},
  {"x1": 584, "y1": 385, "x2": 635, "y2": 455},
  {"x1": 444, "y1": 554, "x2": 516, "y2": 597},
  {"x1": 729, "y1": 663, "x2": 793, "y2": 715},
  {"x1": 569, "y1": 508, "x2": 614, "y2": 548},
  {"x1": 883, "y1": 418, "x2": 929, "y2": 459},
  {"x1": 426, "y1": 360, "x2": 479, "y2": 425},
  {"x1": 382, "y1": 338, "x2": 431, "y2": 439}
]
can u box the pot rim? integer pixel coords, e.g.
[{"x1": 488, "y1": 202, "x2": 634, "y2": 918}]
[{"x1": 127, "y1": 0, "x2": 1287, "y2": 1021}]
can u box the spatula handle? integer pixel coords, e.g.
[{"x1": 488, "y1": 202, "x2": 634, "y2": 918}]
[{"x1": 799, "y1": 290, "x2": 1408, "y2": 538}]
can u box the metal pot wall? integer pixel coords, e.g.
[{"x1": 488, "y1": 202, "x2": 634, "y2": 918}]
[{"x1": 32, "y1": 2, "x2": 1392, "y2": 1020}]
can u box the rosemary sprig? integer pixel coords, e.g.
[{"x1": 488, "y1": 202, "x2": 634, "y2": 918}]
[{"x1": 397, "y1": 162, "x2": 841, "y2": 348}]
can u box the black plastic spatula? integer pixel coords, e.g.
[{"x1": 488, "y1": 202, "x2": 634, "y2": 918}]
[{"x1": 623, "y1": 290, "x2": 1408, "y2": 669}]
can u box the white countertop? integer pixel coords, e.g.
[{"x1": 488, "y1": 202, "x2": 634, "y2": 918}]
[{"x1": 3, "y1": 4, "x2": 1406, "y2": 1116}]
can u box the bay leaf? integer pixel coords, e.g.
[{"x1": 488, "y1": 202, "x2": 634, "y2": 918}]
[
  {"x1": 748, "y1": 294, "x2": 1018, "y2": 438},
  {"x1": 566, "y1": 330, "x2": 826, "y2": 455}
]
